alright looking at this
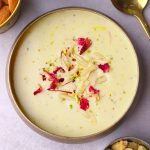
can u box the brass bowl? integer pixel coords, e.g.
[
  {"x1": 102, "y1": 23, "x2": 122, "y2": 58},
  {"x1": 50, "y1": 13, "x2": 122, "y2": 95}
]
[
  {"x1": 0, "y1": 0, "x2": 22, "y2": 33},
  {"x1": 104, "y1": 137, "x2": 150, "y2": 149},
  {"x1": 6, "y1": 7, "x2": 140, "y2": 143}
]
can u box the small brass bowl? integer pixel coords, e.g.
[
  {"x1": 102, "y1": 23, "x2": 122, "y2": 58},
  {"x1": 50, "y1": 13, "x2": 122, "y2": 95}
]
[
  {"x1": 0, "y1": 0, "x2": 22, "y2": 33},
  {"x1": 105, "y1": 137, "x2": 150, "y2": 150}
]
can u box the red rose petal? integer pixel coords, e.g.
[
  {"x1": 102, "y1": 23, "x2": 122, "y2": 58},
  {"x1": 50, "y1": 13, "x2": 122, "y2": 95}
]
[
  {"x1": 53, "y1": 67, "x2": 65, "y2": 74},
  {"x1": 77, "y1": 38, "x2": 86, "y2": 46},
  {"x1": 77, "y1": 37, "x2": 92, "y2": 55},
  {"x1": 80, "y1": 98, "x2": 89, "y2": 111},
  {"x1": 98, "y1": 63, "x2": 110, "y2": 73},
  {"x1": 48, "y1": 73, "x2": 56, "y2": 81},
  {"x1": 48, "y1": 81, "x2": 57, "y2": 90},
  {"x1": 89, "y1": 86, "x2": 100, "y2": 94},
  {"x1": 47, "y1": 76, "x2": 64, "y2": 90},
  {"x1": 59, "y1": 78, "x2": 64, "y2": 82},
  {"x1": 41, "y1": 74, "x2": 46, "y2": 81},
  {"x1": 33, "y1": 85, "x2": 42, "y2": 95}
]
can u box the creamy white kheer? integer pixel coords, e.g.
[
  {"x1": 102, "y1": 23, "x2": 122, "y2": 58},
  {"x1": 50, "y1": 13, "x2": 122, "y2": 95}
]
[{"x1": 12, "y1": 9, "x2": 139, "y2": 137}]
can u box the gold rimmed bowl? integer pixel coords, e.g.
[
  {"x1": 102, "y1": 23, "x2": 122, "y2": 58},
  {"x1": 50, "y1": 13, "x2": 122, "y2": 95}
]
[{"x1": 6, "y1": 7, "x2": 140, "y2": 143}]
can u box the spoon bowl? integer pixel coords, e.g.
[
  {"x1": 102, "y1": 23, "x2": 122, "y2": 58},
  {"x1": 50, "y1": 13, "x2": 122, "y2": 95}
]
[{"x1": 111, "y1": 0, "x2": 150, "y2": 39}]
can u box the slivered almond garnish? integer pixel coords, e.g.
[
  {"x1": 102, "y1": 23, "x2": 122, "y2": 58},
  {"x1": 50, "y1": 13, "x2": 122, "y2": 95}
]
[
  {"x1": 76, "y1": 80, "x2": 90, "y2": 96},
  {"x1": 81, "y1": 65, "x2": 96, "y2": 77},
  {"x1": 73, "y1": 54, "x2": 89, "y2": 67},
  {"x1": 33, "y1": 36, "x2": 111, "y2": 112},
  {"x1": 61, "y1": 52, "x2": 70, "y2": 70},
  {"x1": 93, "y1": 52, "x2": 110, "y2": 63},
  {"x1": 96, "y1": 75, "x2": 107, "y2": 84}
]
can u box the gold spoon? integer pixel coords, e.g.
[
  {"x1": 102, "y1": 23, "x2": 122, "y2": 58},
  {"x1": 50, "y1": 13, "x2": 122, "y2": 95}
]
[{"x1": 111, "y1": 0, "x2": 150, "y2": 40}]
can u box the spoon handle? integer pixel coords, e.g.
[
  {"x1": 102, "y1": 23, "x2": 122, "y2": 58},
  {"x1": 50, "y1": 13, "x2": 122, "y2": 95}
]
[{"x1": 135, "y1": 12, "x2": 150, "y2": 40}]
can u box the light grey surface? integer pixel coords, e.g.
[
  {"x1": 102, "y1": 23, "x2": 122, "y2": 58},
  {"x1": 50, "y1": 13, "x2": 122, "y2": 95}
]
[{"x1": 0, "y1": 0, "x2": 150, "y2": 149}]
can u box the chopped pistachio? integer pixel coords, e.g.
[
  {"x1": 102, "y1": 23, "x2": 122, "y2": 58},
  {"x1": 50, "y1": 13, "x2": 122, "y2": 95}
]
[
  {"x1": 69, "y1": 104, "x2": 73, "y2": 109},
  {"x1": 72, "y1": 92, "x2": 79, "y2": 103},
  {"x1": 87, "y1": 49, "x2": 91, "y2": 53}
]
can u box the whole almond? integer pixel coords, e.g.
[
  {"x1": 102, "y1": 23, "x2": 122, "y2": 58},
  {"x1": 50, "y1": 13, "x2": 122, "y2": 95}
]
[
  {"x1": 8, "y1": 0, "x2": 19, "y2": 13},
  {"x1": 2, "y1": 0, "x2": 8, "y2": 4},
  {"x1": 0, "y1": 6, "x2": 11, "y2": 25},
  {"x1": 0, "y1": 1, "x2": 3, "y2": 9}
]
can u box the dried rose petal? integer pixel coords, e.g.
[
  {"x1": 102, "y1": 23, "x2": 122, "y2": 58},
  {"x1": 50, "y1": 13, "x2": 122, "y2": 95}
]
[
  {"x1": 48, "y1": 76, "x2": 64, "y2": 90},
  {"x1": 77, "y1": 37, "x2": 92, "y2": 55},
  {"x1": 80, "y1": 98, "x2": 89, "y2": 111},
  {"x1": 53, "y1": 67, "x2": 65, "y2": 74},
  {"x1": 33, "y1": 85, "x2": 42, "y2": 95},
  {"x1": 77, "y1": 38, "x2": 86, "y2": 46},
  {"x1": 48, "y1": 81, "x2": 57, "y2": 90},
  {"x1": 98, "y1": 63, "x2": 110, "y2": 73},
  {"x1": 89, "y1": 86, "x2": 100, "y2": 94},
  {"x1": 41, "y1": 74, "x2": 46, "y2": 81},
  {"x1": 59, "y1": 78, "x2": 64, "y2": 82},
  {"x1": 48, "y1": 89, "x2": 72, "y2": 94},
  {"x1": 48, "y1": 73, "x2": 56, "y2": 81}
]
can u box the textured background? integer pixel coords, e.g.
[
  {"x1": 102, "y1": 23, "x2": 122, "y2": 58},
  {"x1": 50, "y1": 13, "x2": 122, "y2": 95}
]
[{"x1": 0, "y1": 0, "x2": 150, "y2": 149}]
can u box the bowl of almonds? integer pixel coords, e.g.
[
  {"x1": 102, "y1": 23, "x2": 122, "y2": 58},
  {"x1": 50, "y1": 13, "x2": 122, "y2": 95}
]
[
  {"x1": 0, "y1": 0, "x2": 21, "y2": 33},
  {"x1": 105, "y1": 137, "x2": 150, "y2": 150}
]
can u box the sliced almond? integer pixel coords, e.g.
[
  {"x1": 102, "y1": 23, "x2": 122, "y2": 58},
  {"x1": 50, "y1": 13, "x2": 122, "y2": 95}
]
[
  {"x1": 73, "y1": 54, "x2": 89, "y2": 67},
  {"x1": 8, "y1": 0, "x2": 19, "y2": 13},
  {"x1": 81, "y1": 65, "x2": 96, "y2": 76},
  {"x1": 96, "y1": 75, "x2": 107, "y2": 84},
  {"x1": 76, "y1": 79, "x2": 90, "y2": 96},
  {"x1": 93, "y1": 52, "x2": 110, "y2": 63},
  {"x1": 0, "y1": 6, "x2": 11, "y2": 25},
  {"x1": 61, "y1": 52, "x2": 70, "y2": 70}
]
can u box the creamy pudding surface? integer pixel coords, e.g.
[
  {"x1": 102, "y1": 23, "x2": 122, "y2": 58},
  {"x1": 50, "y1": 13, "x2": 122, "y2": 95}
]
[{"x1": 13, "y1": 9, "x2": 139, "y2": 137}]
